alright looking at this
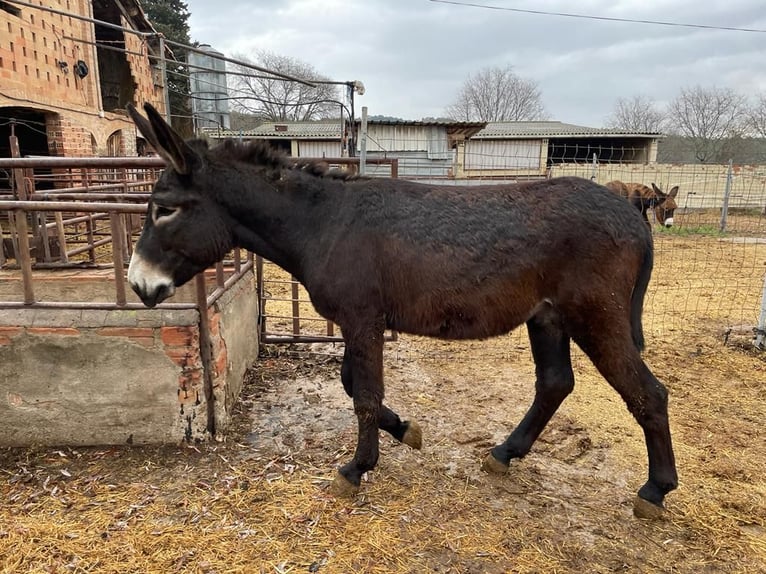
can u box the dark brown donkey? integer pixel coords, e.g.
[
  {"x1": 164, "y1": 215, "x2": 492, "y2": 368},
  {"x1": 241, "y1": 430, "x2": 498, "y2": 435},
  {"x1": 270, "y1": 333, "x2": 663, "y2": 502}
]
[
  {"x1": 605, "y1": 180, "x2": 679, "y2": 227},
  {"x1": 126, "y1": 103, "x2": 678, "y2": 517}
]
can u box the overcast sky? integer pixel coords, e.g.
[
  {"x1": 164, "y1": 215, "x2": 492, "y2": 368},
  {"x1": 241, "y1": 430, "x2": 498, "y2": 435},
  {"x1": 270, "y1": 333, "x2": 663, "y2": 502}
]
[{"x1": 186, "y1": 0, "x2": 766, "y2": 127}]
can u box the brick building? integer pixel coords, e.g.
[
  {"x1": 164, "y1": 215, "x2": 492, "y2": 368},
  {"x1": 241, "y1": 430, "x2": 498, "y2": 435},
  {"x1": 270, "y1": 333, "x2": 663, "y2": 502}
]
[{"x1": 0, "y1": 0, "x2": 166, "y2": 160}]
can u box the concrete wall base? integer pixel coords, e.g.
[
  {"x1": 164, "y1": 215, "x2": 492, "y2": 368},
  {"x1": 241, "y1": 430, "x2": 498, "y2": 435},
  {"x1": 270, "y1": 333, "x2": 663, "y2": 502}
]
[{"x1": 0, "y1": 271, "x2": 259, "y2": 447}]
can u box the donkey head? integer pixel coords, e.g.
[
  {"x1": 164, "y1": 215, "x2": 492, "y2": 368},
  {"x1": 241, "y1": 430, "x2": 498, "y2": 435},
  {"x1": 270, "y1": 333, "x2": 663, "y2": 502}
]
[
  {"x1": 650, "y1": 183, "x2": 679, "y2": 228},
  {"x1": 126, "y1": 103, "x2": 235, "y2": 307}
]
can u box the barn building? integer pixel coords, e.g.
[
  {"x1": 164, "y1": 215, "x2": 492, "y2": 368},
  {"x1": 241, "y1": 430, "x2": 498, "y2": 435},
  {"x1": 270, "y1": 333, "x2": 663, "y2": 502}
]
[{"x1": 207, "y1": 118, "x2": 661, "y2": 182}]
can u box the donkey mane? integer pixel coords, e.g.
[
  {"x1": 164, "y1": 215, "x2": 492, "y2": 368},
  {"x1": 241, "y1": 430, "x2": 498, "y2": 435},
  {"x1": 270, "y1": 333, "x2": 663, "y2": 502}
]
[{"x1": 209, "y1": 138, "x2": 359, "y2": 181}]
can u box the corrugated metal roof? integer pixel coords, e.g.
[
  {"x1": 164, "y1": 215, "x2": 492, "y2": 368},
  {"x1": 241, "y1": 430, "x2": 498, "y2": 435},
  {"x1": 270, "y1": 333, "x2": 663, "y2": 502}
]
[
  {"x1": 207, "y1": 119, "x2": 661, "y2": 141},
  {"x1": 364, "y1": 119, "x2": 486, "y2": 129},
  {"x1": 210, "y1": 122, "x2": 343, "y2": 139},
  {"x1": 473, "y1": 121, "x2": 663, "y2": 139}
]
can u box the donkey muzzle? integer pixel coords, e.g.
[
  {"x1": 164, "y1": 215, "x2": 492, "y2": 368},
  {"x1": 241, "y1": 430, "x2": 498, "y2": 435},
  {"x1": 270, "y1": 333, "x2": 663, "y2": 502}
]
[{"x1": 127, "y1": 252, "x2": 177, "y2": 307}]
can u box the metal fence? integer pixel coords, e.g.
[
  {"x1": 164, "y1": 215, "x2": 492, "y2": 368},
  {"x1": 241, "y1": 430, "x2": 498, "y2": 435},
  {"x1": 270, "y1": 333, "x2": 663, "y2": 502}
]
[
  {"x1": 2, "y1": 148, "x2": 765, "y2": 350},
  {"x1": 0, "y1": 157, "x2": 254, "y2": 352}
]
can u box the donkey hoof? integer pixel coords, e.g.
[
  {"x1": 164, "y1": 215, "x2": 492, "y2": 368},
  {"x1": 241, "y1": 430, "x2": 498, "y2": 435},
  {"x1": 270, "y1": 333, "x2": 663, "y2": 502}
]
[
  {"x1": 633, "y1": 496, "x2": 668, "y2": 520},
  {"x1": 402, "y1": 421, "x2": 423, "y2": 450},
  {"x1": 329, "y1": 473, "x2": 360, "y2": 498},
  {"x1": 481, "y1": 453, "x2": 509, "y2": 474}
]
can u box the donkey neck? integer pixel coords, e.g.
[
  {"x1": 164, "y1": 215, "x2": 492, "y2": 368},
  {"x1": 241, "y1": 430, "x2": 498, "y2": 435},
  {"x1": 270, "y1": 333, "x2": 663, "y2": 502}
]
[{"x1": 218, "y1": 166, "x2": 339, "y2": 279}]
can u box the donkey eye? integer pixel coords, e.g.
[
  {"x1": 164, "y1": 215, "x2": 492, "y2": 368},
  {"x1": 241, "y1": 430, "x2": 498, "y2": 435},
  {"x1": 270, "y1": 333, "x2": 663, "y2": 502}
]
[{"x1": 152, "y1": 204, "x2": 180, "y2": 224}]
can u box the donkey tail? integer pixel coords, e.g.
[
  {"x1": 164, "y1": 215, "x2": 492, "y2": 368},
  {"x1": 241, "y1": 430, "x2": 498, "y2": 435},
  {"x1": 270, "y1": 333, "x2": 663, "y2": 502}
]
[{"x1": 630, "y1": 242, "x2": 653, "y2": 352}]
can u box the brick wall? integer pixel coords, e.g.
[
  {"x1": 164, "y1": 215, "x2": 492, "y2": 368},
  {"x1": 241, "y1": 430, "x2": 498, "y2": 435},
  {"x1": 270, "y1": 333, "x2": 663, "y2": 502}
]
[{"x1": 0, "y1": 1, "x2": 166, "y2": 157}]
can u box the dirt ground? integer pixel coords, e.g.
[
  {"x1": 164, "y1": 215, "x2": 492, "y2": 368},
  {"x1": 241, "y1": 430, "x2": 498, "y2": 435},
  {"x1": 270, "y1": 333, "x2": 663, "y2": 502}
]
[{"x1": 1, "y1": 218, "x2": 765, "y2": 573}]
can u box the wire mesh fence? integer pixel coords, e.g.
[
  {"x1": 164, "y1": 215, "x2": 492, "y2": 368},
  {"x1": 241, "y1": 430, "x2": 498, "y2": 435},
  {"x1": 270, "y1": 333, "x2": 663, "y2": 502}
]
[
  {"x1": 2, "y1": 142, "x2": 764, "y2": 353},
  {"x1": 260, "y1": 133, "x2": 766, "y2": 352}
]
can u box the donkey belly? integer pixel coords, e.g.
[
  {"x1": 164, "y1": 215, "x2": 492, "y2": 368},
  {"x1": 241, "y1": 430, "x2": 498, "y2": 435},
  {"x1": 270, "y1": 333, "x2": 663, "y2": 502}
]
[{"x1": 388, "y1": 288, "x2": 540, "y2": 340}]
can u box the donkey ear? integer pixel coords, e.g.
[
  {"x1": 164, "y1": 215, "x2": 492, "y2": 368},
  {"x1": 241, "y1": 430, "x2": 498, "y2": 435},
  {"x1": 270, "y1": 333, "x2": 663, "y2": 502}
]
[
  {"x1": 668, "y1": 186, "x2": 679, "y2": 198},
  {"x1": 127, "y1": 103, "x2": 199, "y2": 175},
  {"x1": 651, "y1": 183, "x2": 663, "y2": 195}
]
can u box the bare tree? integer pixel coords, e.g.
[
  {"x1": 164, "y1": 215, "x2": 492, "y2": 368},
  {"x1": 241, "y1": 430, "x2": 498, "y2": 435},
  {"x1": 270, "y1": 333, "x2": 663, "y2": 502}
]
[
  {"x1": 747, "y1": 93, "x2": 766, "y2": 138},
  {"x1": 229, "y1": 51, "x2": 340, "y2": 121},
  {"x1": 667, "y1": 86, "x2": 749, "y2": 162},
  {"x1": 606, "y1": 95, "x2": 666, "y2": 132},
  {"x1": 445, "y1": 65, "x2": 548, "y2": 122}
]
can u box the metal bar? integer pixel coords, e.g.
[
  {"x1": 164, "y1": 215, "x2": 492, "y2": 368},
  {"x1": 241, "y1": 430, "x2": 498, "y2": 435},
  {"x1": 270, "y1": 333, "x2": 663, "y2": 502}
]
[
  {"x1": 720, "y1": 159, "x2": 733, "y2": 232},
  {"x1": 0, "y1": 301, "x2": 197, "y2": 310},
  {"x1": 31, "y1": 193, "x2": 152, "y2": 202},
  {"x1": 9, "y1": 134, "x2": 27, "y2": 201},
  {"x1": 359, "y1": 107, "x2": 368, "y2": 176},
  {"x1": 261, "y1": 333, "x2": 396, "y2": 345},
  {"x1": 0, "y1": 202, "x2": 147, "y2": 213},
  {"x1": 66, "y1": 237, "x2": 111, "y2": 258},
  {"x1": 215, "y1": 261, "x2": 225, "y2": 288},
  {"x1": 85, "y1": 216, "x2": 96, "y2": 263},
  {"x1": 755, "y1": 273, "x2": 766, "y2": 350},
  {"x1": 195, "y1": 274, "x2": 216, "y2": 436},
  {"x1": 202, "y1": 261, "x2": 255, "y2": 307},
  {"x1": 291, "y1": 279, "x2": 301, "y2": 335},
  {"x1": 6, "y1": 211, "x2": 20, "y2": 258},
  {"x1": 110, "y1": 213, "x2": 127, "y2": 306},
  {"x1": 38, "y1": 211, "x2": 52, "y2": 262},
  {"x1": 233, "y1": 248, "x2": 241, "y2": 273},
  {"x1": 32, "y1": 181, "x2": 152, "y2": 194},
  {"x1": 256, "y1": 256, "x2": 266, "y2": 340},
  {"x1": 0, "y1": 216, "x2": 5, "y2": 267},
  {"x1": 262, "y1": 314, "x2": 332, "y2": 323},
  {"x1": 54, "y1": 212, "x2": 69, "y2": 263},
  {"x1": 0, "y1": 158, "x2": 165, "y2": 169},
  {"x1": 0, "y1": 156, "x2": 395, "y2": 170},
  {"x1": 262, "y1": 334, "x2": 345, "y2": 344},
  {"x1": 44, "y1": 214, "x2": 110, "y2": 229},
  {"x1": 13, "y1": 211, "x2": 35, "y2": 304}
]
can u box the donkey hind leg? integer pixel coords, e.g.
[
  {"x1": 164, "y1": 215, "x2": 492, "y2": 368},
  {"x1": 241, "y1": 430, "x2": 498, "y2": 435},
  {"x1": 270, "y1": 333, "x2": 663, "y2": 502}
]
[
  {"x1": 341, "y1": 347, "x2": 422, "y2": 450},
  {"x1": 330, "y1": 329, "x2": 386, "y2": 497},
  {"x1": 574, "y1": 326, "x2": 678, "y2": 516},
  {"x1": 483, "y1": 308, "x2": 575, "y2": 473}
]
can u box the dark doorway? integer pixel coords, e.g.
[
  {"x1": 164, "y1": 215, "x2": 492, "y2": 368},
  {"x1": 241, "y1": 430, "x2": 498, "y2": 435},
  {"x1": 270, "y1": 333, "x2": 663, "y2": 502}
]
[{"x1": 0, "y1": 107, "x2": 51, "y2": 195}]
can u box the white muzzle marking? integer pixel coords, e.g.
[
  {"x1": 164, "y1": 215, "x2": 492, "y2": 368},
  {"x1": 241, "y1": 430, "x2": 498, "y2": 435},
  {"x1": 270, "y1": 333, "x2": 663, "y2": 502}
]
[
  {"x1": 663, "y1": 217, "x2": 674, "y2": 227},
  {"x1": 127, "y1": 251, "x2": 176, "y2": 302}
]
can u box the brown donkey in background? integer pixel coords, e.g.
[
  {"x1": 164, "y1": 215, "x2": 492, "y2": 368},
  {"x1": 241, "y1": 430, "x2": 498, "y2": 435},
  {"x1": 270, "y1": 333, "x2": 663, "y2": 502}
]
[
  {"x1": 126, "y1": 103, "x2": 678, "y2": 518},
  {"x1": 606, "y1": 181, "x2": 679, "y2": 227}
]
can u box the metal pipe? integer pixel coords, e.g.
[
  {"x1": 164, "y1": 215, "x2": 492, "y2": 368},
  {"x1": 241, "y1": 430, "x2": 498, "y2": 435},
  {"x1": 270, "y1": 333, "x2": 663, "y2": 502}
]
[
  {"x1": 110, "y1": 213, "x2": 127, "y2": 306},
  {"x1": 0, "y1": 201, "x2": 147, "y2": 213},
  {"x1": 0, "y1": 157, "x2": 165, "y2": 168},
  {"x1": 0, "y1": 301, "x2": 197, "y2": 310},
  {"x1": 31, "y1": 193, "x2": 152, "y2": 202},
  {"x1": 195, "y1": 274, "x2": 216, "y2": 436},
  {"x1": 14, "y1": 210, "x2": 35, "y2": 304}
]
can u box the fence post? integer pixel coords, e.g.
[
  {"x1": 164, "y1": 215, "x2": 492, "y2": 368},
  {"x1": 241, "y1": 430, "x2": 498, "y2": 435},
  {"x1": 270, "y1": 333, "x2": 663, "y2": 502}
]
[
  {"x1": 359, "y1": 106, "x2": 368, "y2": 176},
  {"x1": 755, "y1": 272, "x2": 766, "y2": 350},
  {"x1": 719, "y1": 159, "x2": 733, "y2": 232},
  {"x1": 590, "y1": 152, "x2": 598, "y2": 181}
]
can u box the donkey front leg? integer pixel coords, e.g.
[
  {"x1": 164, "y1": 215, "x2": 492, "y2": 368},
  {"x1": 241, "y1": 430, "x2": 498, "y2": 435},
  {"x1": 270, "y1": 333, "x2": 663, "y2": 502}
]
[
  {"x1": 483, "y1": 311, "x2": 574, "y2": 472},
  {"x1": 341, "y1": 347, "x2": 422, "y2": 450},
  {"x1": 330, "y1": 330, "x2": 386, "y2": 497}
]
